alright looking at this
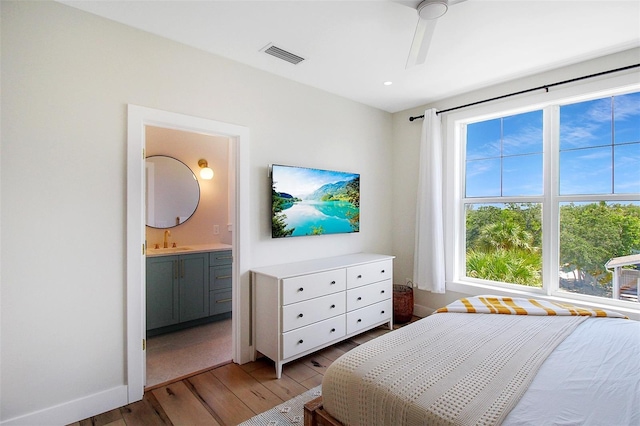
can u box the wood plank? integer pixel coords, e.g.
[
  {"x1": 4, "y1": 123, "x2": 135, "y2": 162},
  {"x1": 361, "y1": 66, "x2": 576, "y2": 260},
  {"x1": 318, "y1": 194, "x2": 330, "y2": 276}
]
[
  {"x1": 302, "y1": 353, "x2": 333, "y2": 376},
  {"x1": 349, "y1": 327, "x2": 389, "y2": 345},
  {"x1": 239, "y1": 357, "x2": 272, "y2": 373},
  {"x1": 249, "y1": 364, "x2": 309, "y2": 401},
  {"x1": 78, "y1": 409, "x2": 123, "y2": 426},
  {"x1": 282, "y1": 360, "x2": 318, "y2": 383},
  {"x1": 119, "y1": 392, "x2": 171, "y2": 426},
  {"x1": 332, "y1": 339, "x2": 358, "y2": 353},
  {"x1": 211, "y1": 363, "x2": 284, "y2": 414},
  {"x1": 299, "y1": 373, "x2": 323, "y2": 390},
  {"x1": 187, "y1": 371, "x2": 257, "y2": 426},
  {"x1": 103, "y1": 420, "x2": 126, "y2": 426},
  {"x1": 152, "y1": 381, "x2": 220, "y2": 426},
  {"x1": 316, "y1": 345, "x2": 348, "y2": 362}
]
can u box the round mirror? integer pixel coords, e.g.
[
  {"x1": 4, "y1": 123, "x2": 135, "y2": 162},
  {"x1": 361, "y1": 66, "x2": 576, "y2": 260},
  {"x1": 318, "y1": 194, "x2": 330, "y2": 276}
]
[{"x1": 145, "y1": 155, "x2": 200, "y2": 229}]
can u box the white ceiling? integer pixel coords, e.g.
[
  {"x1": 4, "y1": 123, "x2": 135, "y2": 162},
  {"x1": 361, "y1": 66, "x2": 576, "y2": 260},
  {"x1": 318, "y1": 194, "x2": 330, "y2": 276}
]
[{"x1": 60, "y1": 0, "x2": 640, "y2": 113}]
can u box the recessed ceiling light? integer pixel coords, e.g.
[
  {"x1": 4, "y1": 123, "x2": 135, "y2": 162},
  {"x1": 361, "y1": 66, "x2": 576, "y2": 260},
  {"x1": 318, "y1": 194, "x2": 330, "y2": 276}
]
[{"x1": 383, "y1": 81, "x2": 393, "y2": 86}]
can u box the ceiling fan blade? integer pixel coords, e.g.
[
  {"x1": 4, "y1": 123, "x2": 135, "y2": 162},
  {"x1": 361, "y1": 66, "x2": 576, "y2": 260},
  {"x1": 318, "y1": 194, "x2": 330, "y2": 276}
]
[
  {"x1": 390, "y1": 0, "x2": 423, "y2": 9},
  {"x1": 405, "y1": 17, "x2": 437, "y2": 68}
]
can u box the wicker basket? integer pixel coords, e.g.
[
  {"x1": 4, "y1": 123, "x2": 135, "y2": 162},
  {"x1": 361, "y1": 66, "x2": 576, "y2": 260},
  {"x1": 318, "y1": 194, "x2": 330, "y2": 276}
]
[{"x1": 393, "y1": 284, "x2": 414, "y2": 324}]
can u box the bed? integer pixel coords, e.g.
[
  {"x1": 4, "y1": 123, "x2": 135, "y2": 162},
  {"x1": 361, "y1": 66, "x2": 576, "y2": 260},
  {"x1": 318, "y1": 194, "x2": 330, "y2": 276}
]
[{"x1": 304, "y1": 296, "x2": 640, "y2": 426}]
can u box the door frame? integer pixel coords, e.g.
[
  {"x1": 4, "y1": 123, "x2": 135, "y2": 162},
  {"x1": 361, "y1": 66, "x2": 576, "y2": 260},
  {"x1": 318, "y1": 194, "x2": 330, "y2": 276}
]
[{"x1": 126, "y1": 105, "x2": 250, "y2": 402}]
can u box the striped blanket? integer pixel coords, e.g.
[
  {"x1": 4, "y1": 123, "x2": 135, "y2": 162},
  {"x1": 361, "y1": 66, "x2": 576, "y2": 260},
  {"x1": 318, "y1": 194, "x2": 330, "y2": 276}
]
[{"x1": 435, "y1": 296, "x2": 628, "y2": 318}]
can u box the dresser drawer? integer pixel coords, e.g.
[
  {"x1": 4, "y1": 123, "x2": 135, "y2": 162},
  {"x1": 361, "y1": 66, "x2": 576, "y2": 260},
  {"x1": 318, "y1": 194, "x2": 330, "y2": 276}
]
[
  {"x1": 282, "y1": 315, "x2": 346, "y2": 359},
  {"x1": 282, "y1": 292, "x2": 346, "y2": 332},
  {"x1": 346, "y1": 279, "x2": 391, "y2": 311},
  {"x1": 346, "y1": 299, "x2": 392, "y2": 335},
  {"x1": 282, "y1": 269, "x2": 346, "y2": 305},
  {"x1": 346, "y1": 260, "x2": 393, "y2": 289}
]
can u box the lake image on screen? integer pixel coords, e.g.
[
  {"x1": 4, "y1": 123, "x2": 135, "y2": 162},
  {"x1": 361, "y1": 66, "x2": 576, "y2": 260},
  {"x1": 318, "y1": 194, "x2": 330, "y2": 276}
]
[{"x1": 271, "y1": 165, "x2": 360, "y2": 238}]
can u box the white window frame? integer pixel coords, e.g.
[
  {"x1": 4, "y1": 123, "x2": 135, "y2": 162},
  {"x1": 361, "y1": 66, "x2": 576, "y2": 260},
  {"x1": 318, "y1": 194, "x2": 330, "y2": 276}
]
[{"x1": 443, "y1": 71, "x2": 640, "y2": 316}]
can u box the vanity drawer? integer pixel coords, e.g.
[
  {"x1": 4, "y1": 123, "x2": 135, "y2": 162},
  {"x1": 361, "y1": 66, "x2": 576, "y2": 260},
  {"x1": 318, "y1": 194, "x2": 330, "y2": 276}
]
[
  {"x1": 346, "y1": 299, "x2": 392, "y2": 335},
  {"x1": 282, "y1": 315, "x2": 346, "y2": 359},
  {"x1": 346, "y1": 279, "x2": 391, "y2": 311},
  {"x1": 282, "y1": 269, "x2": 346, "y2": 305},
  {"x1": 210, "y1": 266, "x2": 232, "y2": 291},
  {"x1": 282, "y1": 292, "x2": 346, "y2": 332},
  {"x1": 346, "y1": 260, "x2": 393, "y2": 289},
  {"x1": 210, "y1": 250, "x2": 233, "y2": 266},
  {"x1": 210, "y1": 290, "x2": 232, "y2": 315}
]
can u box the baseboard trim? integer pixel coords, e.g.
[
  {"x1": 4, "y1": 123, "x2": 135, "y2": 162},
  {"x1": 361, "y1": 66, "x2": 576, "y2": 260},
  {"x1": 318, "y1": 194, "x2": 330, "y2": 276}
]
[
  {"x1": 413, "y1": 303, "x2": 435, "y2": 318},
  {"x1": 0, "y1": 385, "x2": 128, "y2": 426}
]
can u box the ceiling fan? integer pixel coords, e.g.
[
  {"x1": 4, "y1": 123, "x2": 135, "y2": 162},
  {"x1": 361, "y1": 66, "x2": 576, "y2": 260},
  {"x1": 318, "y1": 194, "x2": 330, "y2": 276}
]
[{"x1": 402, "y1": 0, "x2": 468, "y2": 68}]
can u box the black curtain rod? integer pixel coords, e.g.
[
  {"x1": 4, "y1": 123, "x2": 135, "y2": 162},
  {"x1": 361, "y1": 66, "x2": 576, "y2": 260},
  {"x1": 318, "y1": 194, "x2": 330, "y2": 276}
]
[{"x1": 408, "y1": 63, "x2": 640, "y2": 122}]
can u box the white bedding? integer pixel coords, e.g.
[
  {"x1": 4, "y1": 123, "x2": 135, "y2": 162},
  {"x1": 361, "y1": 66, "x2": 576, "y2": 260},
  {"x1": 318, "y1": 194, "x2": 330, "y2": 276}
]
[
  {"x1": 504, "y1": 317, "x2": 640, "y2": 425},
  {"x1": 322, "y1": 310, "x2": 640, "y2": 425}
]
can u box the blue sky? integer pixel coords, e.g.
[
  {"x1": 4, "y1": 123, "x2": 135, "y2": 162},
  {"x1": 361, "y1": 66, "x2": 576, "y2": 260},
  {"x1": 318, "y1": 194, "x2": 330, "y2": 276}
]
[
  {"x1": 466, "y1": 91, "x2": 640, "y2": 198},
  {"x1": 271, "y1": 164, "x2": 358, "y2": 198}
]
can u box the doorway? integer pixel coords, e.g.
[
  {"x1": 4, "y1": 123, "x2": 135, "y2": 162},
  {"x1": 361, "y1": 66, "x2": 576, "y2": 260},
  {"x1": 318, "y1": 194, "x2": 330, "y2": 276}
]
[
  {"x1": 126, "y1": 105, "x2": 250, "y2": 403},
  {"x1": 144, "y1": 126, "x2": 233, "y2": 388}
]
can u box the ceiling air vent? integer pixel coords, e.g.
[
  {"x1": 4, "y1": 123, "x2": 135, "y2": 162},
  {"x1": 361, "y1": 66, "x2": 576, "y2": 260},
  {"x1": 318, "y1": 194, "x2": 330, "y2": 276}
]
[{"x1": 262, "y1": 44, "x2": 305, "y2": 65}]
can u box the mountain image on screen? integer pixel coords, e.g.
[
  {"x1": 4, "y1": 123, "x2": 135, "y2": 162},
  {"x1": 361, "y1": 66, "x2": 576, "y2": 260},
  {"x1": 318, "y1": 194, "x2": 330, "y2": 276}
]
[{"x1": 271, "y1": 165, "x2": 359, "y2": 238}]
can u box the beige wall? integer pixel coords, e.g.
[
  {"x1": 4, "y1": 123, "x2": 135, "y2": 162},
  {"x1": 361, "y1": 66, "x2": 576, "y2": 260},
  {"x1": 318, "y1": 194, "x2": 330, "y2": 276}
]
[{"x1": 0, "y1": 1, "x2": 392, "y2": 423}]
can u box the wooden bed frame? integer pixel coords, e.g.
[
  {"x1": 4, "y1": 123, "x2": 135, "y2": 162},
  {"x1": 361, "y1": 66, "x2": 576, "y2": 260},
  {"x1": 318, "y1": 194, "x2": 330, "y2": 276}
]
[{"x1": 303, "y1": 396, "x2": 342, "y2": 426}]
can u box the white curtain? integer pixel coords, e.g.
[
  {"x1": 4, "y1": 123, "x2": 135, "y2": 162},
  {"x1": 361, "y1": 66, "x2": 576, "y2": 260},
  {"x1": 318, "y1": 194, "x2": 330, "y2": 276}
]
[{"x1": 413, "y1": 108, "x2": 446, "y2": 293}]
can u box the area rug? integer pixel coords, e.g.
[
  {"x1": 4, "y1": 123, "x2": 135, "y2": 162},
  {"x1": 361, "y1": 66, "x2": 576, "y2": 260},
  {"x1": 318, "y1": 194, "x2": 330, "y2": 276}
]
[{"x1": 238, "y1": 385, "x2": 322, "y2": 425}]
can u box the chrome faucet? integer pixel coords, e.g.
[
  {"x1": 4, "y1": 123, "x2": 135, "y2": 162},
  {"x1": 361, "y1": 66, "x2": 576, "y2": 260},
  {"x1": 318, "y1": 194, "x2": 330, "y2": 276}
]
[{"x1": 163, "y1": 230, "x2": 171, "y2": 248}]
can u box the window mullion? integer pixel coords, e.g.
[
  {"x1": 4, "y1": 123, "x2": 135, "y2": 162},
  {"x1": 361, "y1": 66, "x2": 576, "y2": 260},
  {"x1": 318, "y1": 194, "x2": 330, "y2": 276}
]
[{"x1": 542, "y1": 105, "x2": 560, "y2": 296}]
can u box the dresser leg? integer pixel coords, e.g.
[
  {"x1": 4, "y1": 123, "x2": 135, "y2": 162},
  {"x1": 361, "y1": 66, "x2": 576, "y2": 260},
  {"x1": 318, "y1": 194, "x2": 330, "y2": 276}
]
[{"x1": 276, "y1": 362, "x2": 283, "y2": 379}]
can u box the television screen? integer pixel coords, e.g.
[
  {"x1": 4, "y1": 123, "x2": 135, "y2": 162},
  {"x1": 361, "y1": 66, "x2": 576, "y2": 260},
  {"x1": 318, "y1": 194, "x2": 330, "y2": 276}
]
[{"x1": 271, "y1": 164, "x2": 360, "y2": 238}]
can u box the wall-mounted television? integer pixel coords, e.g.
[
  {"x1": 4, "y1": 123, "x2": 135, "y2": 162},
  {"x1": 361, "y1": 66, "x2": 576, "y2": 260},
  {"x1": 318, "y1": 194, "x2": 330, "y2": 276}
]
[{"x1": 271, "y1": 164, "x2": 360, "y2": 238}]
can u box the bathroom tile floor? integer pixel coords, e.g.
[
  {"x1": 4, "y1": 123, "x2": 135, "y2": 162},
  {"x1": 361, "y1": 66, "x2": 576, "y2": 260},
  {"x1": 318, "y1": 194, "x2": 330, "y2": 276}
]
[{"x1": 145, "y1": 318, "x2": 232, "y2": 389}]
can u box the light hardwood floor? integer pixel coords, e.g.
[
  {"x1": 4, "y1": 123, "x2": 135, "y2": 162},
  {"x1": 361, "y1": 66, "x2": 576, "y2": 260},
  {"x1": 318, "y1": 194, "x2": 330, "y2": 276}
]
[{"x1": 70, "y1": 321, "x2": 415, "y2": 426}]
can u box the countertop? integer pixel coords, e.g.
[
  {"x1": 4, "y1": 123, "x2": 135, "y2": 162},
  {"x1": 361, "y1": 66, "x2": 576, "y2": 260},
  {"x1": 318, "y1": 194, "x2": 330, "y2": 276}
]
[{"x1": 146, "y1": 242, "x2": 232, "y2": 257}]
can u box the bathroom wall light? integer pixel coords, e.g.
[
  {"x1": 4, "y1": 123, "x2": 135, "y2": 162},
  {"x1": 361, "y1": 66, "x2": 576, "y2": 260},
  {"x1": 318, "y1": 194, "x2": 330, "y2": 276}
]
[{"x1": 198, "y1": 159, "x2": 214, "y2": 180}]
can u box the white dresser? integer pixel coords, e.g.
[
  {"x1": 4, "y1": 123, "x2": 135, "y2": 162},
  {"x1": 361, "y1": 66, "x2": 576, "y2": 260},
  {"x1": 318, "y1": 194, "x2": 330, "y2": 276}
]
[{"x1": 251, "y1": 253, "x2": 394, "y2": 378}]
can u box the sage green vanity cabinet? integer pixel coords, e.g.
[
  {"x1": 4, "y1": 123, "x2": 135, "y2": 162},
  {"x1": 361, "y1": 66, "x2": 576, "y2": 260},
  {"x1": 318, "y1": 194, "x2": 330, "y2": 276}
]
[
  {"x1": 209, "y1": 250, "x2": 233, "y2": 315},
  {"x1": 146, "y1": 255, "x2": 180, "y2": 330},
  {"x1": 146, "y1": 252, "x2": 210, "y2": 330},
  {"x1": 179, "y1": 252, "x2": 210, "y2": 322}
]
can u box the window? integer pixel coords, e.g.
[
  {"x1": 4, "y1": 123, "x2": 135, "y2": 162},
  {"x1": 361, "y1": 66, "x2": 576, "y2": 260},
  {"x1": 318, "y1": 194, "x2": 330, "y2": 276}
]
[{"x1": 460, "y1": 90, "x2": 640, "y2": 305}]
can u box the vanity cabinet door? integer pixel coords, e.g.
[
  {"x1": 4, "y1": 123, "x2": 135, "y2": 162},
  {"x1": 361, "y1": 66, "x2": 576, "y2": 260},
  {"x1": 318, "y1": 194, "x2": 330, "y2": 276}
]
[
  {"x1": 146, "y1": 256, "x2": 179, "y2": 330},
  {"x1": 179, "y1": 252, "x2": 210, "y2": 322}
]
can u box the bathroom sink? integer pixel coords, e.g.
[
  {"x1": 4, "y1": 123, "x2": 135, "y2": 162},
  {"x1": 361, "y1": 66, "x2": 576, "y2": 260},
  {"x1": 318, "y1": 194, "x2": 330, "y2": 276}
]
[{"x1": 148, "y1": 246, "x2": 193, "y2": 254}]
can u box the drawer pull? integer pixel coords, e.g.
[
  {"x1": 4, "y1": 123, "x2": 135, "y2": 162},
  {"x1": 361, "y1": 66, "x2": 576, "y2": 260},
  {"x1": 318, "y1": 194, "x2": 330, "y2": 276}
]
[
  {"x1": 357, "y1": 319, "x2": 362, "y2": 323},
  {"x1": 216, "y1": 298, "x2": 232, "y2": 303},
  {"x1": 216, "y1": 275, "x2": 232, "y2": 280},
  {"x1": 381, "y1": 269, "x2": 385, "y2": 273},
  {"x1": 330, "y1": 304, "x2": 336, "y2": 309},
  {"x1": 381, "y1": 290, "x2": 385, "y2": 294},
  {"x1": 330, "y1": 280, "x2": 336, "y2": 285},
  {"x1": 298, "y1": 287, "x2": 304, "y2": 292},
  {"x1": 357, "y1": 297, "x2": 362, "y2": 301},
  {"x1": 331, "y1": 328, "x2": 336, "y2": 332},
  {"x1": 381, "y1": 310, "x2": 385, "y2": 314},
  {"x1": 298, "y1": 339, "x2": 304, "y2": 344},
  {"x1": 357, "y1": 274, "x2": 362, "y2": 279},
  {"x1": 298, "y1": 313, "x2": 304, "y2": 318}
]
